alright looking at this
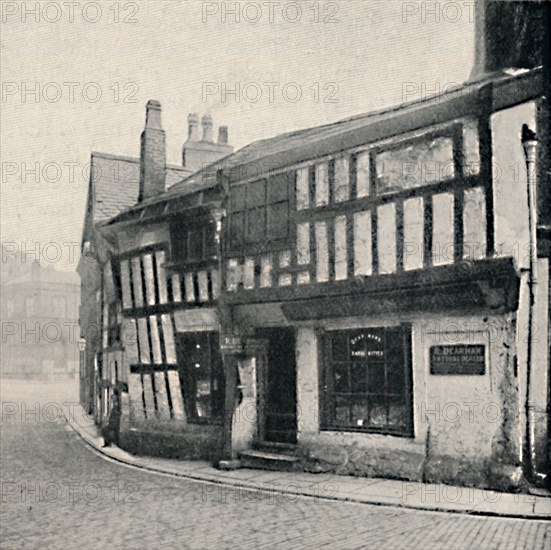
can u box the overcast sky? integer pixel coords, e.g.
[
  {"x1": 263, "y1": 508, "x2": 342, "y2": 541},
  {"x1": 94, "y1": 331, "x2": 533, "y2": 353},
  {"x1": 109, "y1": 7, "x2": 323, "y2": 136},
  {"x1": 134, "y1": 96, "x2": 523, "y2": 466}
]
[{"x1": 1, "y1": 0, "x2": 475, "y2": 271}]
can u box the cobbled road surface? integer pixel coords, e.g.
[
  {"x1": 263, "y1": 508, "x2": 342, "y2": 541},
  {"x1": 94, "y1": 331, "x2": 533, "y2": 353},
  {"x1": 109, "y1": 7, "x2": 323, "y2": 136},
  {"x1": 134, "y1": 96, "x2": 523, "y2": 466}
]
[{"x1": 1, "y1": 381, "x2": 549, "y2": 549}]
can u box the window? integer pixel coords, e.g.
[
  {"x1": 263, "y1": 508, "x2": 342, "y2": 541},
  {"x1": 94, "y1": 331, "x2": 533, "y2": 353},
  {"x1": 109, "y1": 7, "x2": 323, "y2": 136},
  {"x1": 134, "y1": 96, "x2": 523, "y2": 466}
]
[
  {"x1": 375, "y1": 136, "x2": 454, "y2": 194},
  {"x1": 176, "y1": 332, "x2": 224, "y2": 422},
  {"x1": 322, "y1": 325, "x2": 412, "y2": 436},
  {"x1": 229, "y1": 174, "x2": 291, "y2": 247},
  {"x1": 172, "y1": 224, "x2": 217, "y2": 263}
]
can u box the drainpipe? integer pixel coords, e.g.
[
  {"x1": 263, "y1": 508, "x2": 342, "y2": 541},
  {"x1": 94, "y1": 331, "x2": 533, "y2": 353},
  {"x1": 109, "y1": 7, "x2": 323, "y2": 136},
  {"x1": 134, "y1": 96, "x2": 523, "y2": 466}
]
[{"x1": 521, "y1": 126, "x2": 538, "y2": 484}]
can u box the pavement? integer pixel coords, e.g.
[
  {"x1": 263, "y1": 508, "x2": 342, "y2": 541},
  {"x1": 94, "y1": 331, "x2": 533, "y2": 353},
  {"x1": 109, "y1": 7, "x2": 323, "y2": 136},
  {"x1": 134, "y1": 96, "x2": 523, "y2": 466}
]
[
  {"x1": 3, "y1": 380, "x2": 551, "y2": 549},
  {"x1": 64, "y1": 403, "x2": 551, "y2": 521}
]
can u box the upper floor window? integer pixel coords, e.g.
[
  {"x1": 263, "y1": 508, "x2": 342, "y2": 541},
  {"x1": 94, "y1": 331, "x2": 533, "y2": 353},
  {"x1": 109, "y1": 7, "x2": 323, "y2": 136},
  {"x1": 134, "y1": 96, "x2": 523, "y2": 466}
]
[
  {"x1": 229, "y1": 173, "x2": 291, "y2": 248},
  {"x1": 375, "y1": 136, "x2": 455, "y2": 194},
  {"x1": 172, "y1": 224, "x2": 217, "y2": 264}
]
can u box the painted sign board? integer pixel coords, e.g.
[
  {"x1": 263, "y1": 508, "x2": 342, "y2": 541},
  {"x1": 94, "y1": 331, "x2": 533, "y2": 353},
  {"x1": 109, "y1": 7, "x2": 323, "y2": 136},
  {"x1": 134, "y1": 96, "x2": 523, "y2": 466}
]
[
  {"x1": 220, "y1": 334, "x2": 243, "y2": 354},
  {"x1": 429, "y1": 344, "x2": 485, "y2": 375}
]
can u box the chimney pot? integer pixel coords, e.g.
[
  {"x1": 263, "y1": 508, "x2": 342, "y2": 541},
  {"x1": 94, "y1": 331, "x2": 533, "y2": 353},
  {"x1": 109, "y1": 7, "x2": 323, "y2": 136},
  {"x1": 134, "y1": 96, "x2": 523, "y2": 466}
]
[
  {"x1": 218, "y1": 126, "x2": 229, "y2": 144},
  {"x1": 145, "y1": 99, "x2": 162, "y2": 130},
  {"x1": 188, "y1": 113, "x2": 200, "y2": 141},
  {"x1": 202, "y1": 114, "x2": 213, "y2": 142}
]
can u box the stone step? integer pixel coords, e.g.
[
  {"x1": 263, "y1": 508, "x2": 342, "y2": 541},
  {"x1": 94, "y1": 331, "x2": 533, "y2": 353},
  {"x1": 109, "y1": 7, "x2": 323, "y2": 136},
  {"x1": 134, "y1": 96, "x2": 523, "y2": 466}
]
[{"x1": 239, "y1": 449, "x2": 300, "y2": 472}]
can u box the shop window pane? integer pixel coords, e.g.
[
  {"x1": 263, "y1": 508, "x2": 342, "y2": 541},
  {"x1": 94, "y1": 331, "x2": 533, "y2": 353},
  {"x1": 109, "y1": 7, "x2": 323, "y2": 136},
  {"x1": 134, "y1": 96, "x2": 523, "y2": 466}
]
[
  {"x1": 368, "y1": 363, "x2": 385, "y2": 395},
  {"x1": 331, "y1": 333, "x2": 348, "y2": 362},
  {"x1": 350, "y1": 363, "x2": 368, "y2": 393},
  {"x1": 334, "y1": 362, "x2": 349, "y2": 393},
  {"x1": 335, "y1": 395, "x2": 350, "y2": 424},
  {"x1": 369, "y1": 398, "x2": 387, "y2": 427}
]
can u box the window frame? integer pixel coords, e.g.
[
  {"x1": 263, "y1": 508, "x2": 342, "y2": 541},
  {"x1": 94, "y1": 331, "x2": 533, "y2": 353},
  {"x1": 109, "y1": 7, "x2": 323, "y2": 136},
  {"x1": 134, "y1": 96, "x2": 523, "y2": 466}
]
[
  {"x1": 175, "y1": 332, "x2": 225, "y2": 424},
  {"x1": 320, "y1": 324, "x2": 413, "y2": 437},
  {"x1": 228, "y1": 173, "x2": 292, "y2": 252}
]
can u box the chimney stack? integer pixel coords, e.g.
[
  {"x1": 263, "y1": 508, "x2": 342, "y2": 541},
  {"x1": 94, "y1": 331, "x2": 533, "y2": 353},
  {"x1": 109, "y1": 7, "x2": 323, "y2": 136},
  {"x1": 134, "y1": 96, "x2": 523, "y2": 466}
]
[
  {"x1": 139, "y1": 100, "x2": 166, "y2": 202},
  {"x1": 470, "y1": 0, "x2": 549, "y2": 81},
  {"x1": 218, "y1": 126, "x2": 228, "y2": 145},
  {"x1": 188, "y1": 113, "x2": 200, "y2": 141},
  {"x1": 182, "y1": 114, "x2": 234, "y2": 171},
  {"x1": 202, "y1": 114, "x2": 213, "y2": 142}
]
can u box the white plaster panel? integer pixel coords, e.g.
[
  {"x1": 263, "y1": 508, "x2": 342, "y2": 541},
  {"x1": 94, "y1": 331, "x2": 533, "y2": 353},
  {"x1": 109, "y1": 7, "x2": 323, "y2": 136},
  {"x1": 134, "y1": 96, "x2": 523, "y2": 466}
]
[
  {"x1": 463, "y1": 186, "x2": 486, "y2": 260},
  {"x1": 137, "y1": 317, "x2": 150, "y2": 364},
  {"x1": 155, "y1": 250, "x2": 168, "y2": 304},
  {"x1": 403, "y1": 196, "x2": 424, "y2": 271},
  {"x1": 142, "y1": 254, "x2": 156, "y2": 306},
  {"x1": 353, "y1": 210, "x2": 372, "y2": 276},
  {"x1": 120, "y1": 259, "x2": 133, "y2": 309},
  {"x1": 315, "y1": 221, "x2": 329, "y2": 282},
  {"x1": 149, "y1": 315, "x2": 162, "y2": 364},
  {"x1": 432, "y1": 192, "x2": 454, "y2": 266},
  {"x1": 334, "y1": 215, "x2": 348, "y2": 281},
  {"x1": 377, "y1": 202, "x2": 397, "y2": 274}
]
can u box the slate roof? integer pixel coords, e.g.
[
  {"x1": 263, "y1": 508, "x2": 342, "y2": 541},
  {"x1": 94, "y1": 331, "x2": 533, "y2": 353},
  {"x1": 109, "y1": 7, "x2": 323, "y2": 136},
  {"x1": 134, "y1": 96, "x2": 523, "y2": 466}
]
[
  {"x1": 90, "y1": 152, "x2": 191, "y2": 223},
  {"x1": 101, "y1": 67, "x2": 543, "y2": 226}
]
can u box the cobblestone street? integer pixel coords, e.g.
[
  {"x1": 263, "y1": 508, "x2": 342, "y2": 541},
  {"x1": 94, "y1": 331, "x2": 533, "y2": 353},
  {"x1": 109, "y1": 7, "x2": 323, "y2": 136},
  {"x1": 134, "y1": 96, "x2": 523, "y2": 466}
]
[{"x1": 1, "y1": 382, "x2": 549, "y2": 549}]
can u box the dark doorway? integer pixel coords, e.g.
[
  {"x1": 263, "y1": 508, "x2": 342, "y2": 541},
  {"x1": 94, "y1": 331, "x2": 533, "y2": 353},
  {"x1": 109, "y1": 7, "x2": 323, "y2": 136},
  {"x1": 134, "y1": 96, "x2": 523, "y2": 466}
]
[{"x1": 257, "y1": 327, "x2": 297, "y2": 444}]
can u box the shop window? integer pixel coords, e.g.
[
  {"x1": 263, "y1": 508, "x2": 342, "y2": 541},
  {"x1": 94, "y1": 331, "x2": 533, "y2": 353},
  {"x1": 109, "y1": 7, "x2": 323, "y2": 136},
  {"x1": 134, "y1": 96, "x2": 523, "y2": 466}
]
[
  {"x1": 322, "y1": 325, "x2": 412, "y2": 436},
  {"x1": 229, "y1": 173, "x2": 291, "y2": 248},
  {"x1": 176, "y1": 332, "x2": 224, "y2": 422}
]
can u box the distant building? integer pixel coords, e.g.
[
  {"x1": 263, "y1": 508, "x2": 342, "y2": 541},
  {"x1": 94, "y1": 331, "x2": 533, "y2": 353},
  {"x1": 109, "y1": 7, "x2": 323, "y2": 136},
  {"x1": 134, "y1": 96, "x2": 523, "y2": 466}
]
[
  {"x1": 1, "y1": 261, "x2": 80, "y2": 379},
  {"x1": 79, "y1": 0, "x2": 550, "y2": 490}
]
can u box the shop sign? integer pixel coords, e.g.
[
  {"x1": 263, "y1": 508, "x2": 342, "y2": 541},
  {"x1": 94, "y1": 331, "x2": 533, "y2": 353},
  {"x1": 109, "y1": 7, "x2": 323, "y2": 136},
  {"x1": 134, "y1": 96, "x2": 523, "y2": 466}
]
[
  {"x1": 220, "y1": 334, "x2": 243, "y2": 354},
  {"x1": 430, "y1": 345, "x2": 485, "y2": 375}
]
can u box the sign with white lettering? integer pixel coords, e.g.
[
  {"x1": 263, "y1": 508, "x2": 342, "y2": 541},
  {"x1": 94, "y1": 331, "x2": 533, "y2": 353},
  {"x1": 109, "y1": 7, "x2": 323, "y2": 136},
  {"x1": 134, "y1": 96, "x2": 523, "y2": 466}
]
[
  {"x1": 220, "y1": 334, "x2": 243, "y2": 354},
  {"x1": 429, "y1": 345, "x2": 485, "y2": 375}
]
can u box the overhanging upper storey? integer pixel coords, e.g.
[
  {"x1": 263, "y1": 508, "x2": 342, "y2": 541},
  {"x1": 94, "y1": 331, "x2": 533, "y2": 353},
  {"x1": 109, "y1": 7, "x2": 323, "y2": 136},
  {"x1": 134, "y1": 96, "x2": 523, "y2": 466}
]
[{"x1": 220, "y1": 69, "x2": 544, "y2": 313}]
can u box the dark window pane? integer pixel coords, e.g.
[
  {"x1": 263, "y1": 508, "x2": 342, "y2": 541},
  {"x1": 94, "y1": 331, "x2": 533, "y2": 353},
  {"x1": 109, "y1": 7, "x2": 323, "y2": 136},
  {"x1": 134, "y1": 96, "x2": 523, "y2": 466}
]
[
  {"x1": 350, "y1": 362, "x2": 368, "y2": 393},
  {"x1": 248, "y1": 207, "x2": 266, "y2": 241},
  {"x1": 387, "y1": 360, "x2": 405, "y2": 394},
  {"x1": 334, "y1": 362, "x2": 348, "y2": 393},
  {"x1": 368, "y1": 396, "x2": 387, "y2": 427},
  {"x1": 387, "y1": 396, "x2": 406, "y2": 427},
  {"x1": 268, "y1": 173, "x2": 290, "y2": 203},
  {"x1": 267, "y1": 201, "x2": 289, "y2": 239},
  {"x1": 230, "y1": 184, "x2": 246, "y2": 211},
  {"x1": 351, "y1": 396, "x2": 368, "y2": 428},
  {"x1": 335, "y1": 395, "x2": 350, "y2": 424},
  {"x1": 230, "y1": 211, "x2": 245, "y2": 246},
  {"x1": 367, "y1": 363, "x2": 385, "y2": 394},
  {"x1": 187, "y1": 228, "x2": 203, "y2": 260},
  {"x1": 204, "y1": 226, "x2": 217, "y2": 258},
  {"x1": 331, "y1": 333, "x2": 348, "y2": 362},
  {"x1": 247, "y1": 179, "x2": 266, "y2": 208}
]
